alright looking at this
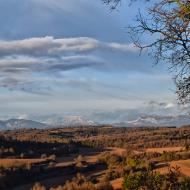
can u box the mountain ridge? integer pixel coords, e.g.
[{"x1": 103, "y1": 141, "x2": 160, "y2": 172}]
[
  {"x1": 0, "y1": 119, "x2": 49, "y2": 130},
  {"x1": 116, "y1": 114, "x2": 190, "y2": 127},
  {"x1": 0, "y1": 114, "x2": 190, "y2": 130}
]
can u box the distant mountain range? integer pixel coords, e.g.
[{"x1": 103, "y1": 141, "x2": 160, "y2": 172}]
[
  {"x1": 0, "y1": 116, "x2": 96, "y2": 130},
  {"x1": 115, "y1": 115, "x2": 190, "y2": 127},
  {"x1": 0, "y1": 119, "x2": 49, "y2": 130},
  {"x1": 0, "y1": 114, "x2": 189, "y2": 130}
]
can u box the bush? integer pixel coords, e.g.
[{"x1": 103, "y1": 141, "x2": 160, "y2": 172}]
[
  {"x1": 49, "y1": 173, "x2": 113, "y2": 190},
  {"x1": 31, "y1": 182, "x2": 46, "y2": 190},
  {"x1": 123, "y1": 172, "x2": 144, "y2": 190}
]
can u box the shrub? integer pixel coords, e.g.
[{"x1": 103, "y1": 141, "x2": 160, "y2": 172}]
[{"x1": 31, "y1": 182, "x2": 46, "y2": 190}]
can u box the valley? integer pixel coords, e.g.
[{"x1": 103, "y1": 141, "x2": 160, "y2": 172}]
[{"x1": 1, "y1": 125, "x2": 190, "y2": 189}]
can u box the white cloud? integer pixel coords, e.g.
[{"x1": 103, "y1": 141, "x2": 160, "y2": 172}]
[
  {"x1": 0, "y1": 36, "x2": 138, "y2": 57},
  {"x1": 18, "y1": 114, "x2": 28, "y2": 120},
  {"x1": 165, "y1": 103, "x2": 175, "y2": 109}
]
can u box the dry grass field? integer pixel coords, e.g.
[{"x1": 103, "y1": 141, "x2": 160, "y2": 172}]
[
  {"x1": 155, "y1": 159, "x2": 190, "y2": 176},
  {"x1": 170, "y1": 159, "x2": 190, "y2": 176},
  {"x1": 56, "y1": 147, "x2": 125, "y2": 168},
  {"x1": 0, "y1": 158, "x2": 47, "y2": 168}
]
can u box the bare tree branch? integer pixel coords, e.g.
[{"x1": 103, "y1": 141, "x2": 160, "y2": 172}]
[{"x1": 104, "y1": 0, "x2": 190, "y2": 103}]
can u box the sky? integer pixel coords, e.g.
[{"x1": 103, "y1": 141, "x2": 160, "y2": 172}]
[{"x1": 0, "y1": 0, "x2": 188, "y2": 121}]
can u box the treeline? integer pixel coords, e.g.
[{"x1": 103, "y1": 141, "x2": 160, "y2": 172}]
[
  {"x1": 0, "y1": 136, "x2": 79, "y2": 158},
  {"x1": 78, "y1": 126, "x2": 190, "y2": 149}
]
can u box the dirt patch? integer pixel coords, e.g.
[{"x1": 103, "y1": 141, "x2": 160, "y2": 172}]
[{"x1": 111, "y1": 177, "x2": 123, "y2": 190}]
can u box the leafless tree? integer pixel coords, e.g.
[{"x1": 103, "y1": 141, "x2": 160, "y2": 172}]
[
  {"x1": 102, "y1": 0, "x2": 121, "y2": 9},
  {"x1": 103, "y1": 0, "x2": 190, "y2": 103}
]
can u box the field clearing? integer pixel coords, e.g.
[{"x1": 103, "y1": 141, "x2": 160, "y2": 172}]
[
  {"x1": 56, "y1": 147, "x2": 126, "y2": 167},
  {"x1": 171, "y1": 159, "x2": 190, "y2": 176},
  {"x1": 155, "y1": 159, "x2": 190, "y2": 176},
  {"x1": 146, "y1": 146, "x2": 184, "y2": 153},
  {"x1": 107, "y1": 147, "x2": 126, "y2": 156},
  {"x1": 0, "y1": 158, "x2": 47, "y2": 168},
  {"x1": 56, "y1": 151, "x2": 101, "y2": 167}
]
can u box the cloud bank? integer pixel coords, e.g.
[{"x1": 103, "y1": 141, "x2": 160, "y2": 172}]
[
  {"x1": 0, "y1": 36, "x2": 142, "y2": 94},
  {"x1": 0, "y1": 36, "x2": 138, "y2": 57}
]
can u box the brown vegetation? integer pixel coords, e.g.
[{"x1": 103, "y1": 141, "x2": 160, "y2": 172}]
[{"x1": 1, "y1": 125, "x2": 190, "y2": 189}]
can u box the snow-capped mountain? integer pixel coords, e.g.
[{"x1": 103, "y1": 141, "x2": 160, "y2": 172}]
[
  {"x1": 0, "y1": 119, "x2": 49, "y2": 130},
  {"x1": 57, "y1": 116, "x2": 96, "y2": 126},
  {"x1": 19, "y1": 114, "x2": 97, "y2": 127},
  {"x1": 122, "y1": 115, "x2": 190, "y2": 127}
]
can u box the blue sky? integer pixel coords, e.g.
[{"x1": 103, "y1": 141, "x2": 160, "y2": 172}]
[{"x1": 0, "y1": 0, "x2": 187, "y2": 121}]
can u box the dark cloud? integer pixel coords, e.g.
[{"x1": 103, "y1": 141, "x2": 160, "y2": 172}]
[
  {"x1": 49, "y1": 63, "x2": 93, "y2": 71},
  {"x1": 0, "y1": 36, "x2": 147, "y2": 94},
  {"x1": 0, "y1": 77, "x2": 52, "y2": 95},
  {"x1": 0, "y1": 55, "x2": 100, "y2": 73}
]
